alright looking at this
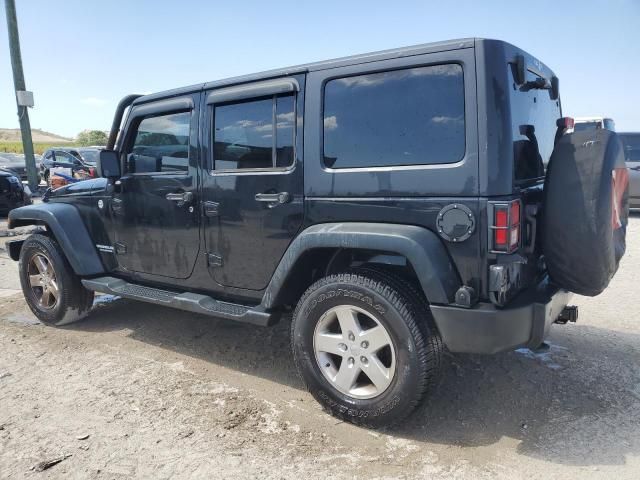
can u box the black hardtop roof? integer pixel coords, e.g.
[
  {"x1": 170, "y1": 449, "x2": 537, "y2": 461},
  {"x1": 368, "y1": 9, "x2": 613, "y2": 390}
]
[
  {"x1": 132, "y1": 38, "x2": 478, "y2": 105},
  {"x1": 131, "y1": 38, "x2": 552, "y2": 106}
]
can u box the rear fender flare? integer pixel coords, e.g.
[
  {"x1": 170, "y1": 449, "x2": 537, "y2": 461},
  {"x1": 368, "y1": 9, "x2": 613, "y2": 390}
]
[
  {"x1": 261, "y1": 222, "x2": 461, "y2": 309},
  {"x1": 8, "y1": 203, "x2": 104, "y2": 276}
]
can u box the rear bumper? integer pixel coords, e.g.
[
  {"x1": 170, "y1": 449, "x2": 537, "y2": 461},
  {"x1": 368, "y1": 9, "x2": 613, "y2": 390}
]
[{"x1": 430, "y1": 278, "x2": 571, "y2": 354}]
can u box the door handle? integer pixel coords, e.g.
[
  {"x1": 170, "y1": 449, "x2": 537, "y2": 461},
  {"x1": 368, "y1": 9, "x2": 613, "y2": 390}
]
[
  {"x1": 255, "y1": 192, "x2": 291, "y2": 204},
  {"x1": 166, "y1": 191, "x2": 193, "y2": 205}
]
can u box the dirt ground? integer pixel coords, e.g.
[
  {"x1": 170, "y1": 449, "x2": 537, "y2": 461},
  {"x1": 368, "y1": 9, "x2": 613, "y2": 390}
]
[{"x1": 1, "y1": 216, "x2": 640, "y2": 479}]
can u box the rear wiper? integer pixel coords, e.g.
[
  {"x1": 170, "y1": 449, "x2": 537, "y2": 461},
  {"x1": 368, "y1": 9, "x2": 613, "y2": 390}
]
[
  {"x1": 521, "y1": 77, "x2": 551, "y2": 92},
  {"x1": 512, "y1": 54, "x2": 559, "y2": 99}
]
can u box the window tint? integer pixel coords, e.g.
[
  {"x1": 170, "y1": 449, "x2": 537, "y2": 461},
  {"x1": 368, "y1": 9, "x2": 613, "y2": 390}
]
[
  {"x1": 509, "y1": 66, "x2": 561, "y2": 181},
  {"x1": 127, "y1": 111, "x2": 190, "y2": 174},
  {"x1": 276, "y1": 95, "x2": 295, "y2": 168},
  {"x1": 213, "y1": 94, "x2": 295, "y2": 170},
  {"x1": 323, "y1": 64, "x2": 465, "y2": 169}
]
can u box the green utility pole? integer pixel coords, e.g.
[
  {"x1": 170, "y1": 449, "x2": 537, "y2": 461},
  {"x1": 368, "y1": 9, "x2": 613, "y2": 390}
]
[{"x1": 5, "y1": 0, "x2": 39, "y2": 192}]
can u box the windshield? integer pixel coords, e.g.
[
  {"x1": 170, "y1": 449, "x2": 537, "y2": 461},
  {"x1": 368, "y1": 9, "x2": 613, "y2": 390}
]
[
  {"x1": 509, "y1": 66, "x2": 561, "y2": 182},
  {"x1": 620, "y1": 134, "x2": 640, "y2": 162},
  {"x1": 79, "y1": 150, "x2": 99, "y2": 165},
  {"x1": 574, "y1": 121, "x2": 601, "y2": 132}
]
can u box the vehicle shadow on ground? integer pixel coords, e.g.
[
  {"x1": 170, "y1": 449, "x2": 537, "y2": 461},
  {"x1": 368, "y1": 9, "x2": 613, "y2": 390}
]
[{"x1": 71, "y1": 295, "x2": 640, "y2": 468}]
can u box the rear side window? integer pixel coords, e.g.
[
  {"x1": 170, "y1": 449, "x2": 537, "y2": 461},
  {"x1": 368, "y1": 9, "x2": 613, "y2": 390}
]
[
  {"x1": 323, "y1": 64, "x2": 465, "y2": 169},
  {"x1": 213, "y1": 94, "x2": 295, "y2": 171},
  {"x1": 127, "y1": 111, "x2": 190, "y2": 174}
]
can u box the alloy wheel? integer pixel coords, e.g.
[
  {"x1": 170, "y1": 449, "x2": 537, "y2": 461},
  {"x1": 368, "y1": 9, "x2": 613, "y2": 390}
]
[
  {"x1": 27, "y1": 253, "x2": 59, "y2": 310},
  {"x1": 313, "y1": 305, "x2": 396, "y2": 399}
]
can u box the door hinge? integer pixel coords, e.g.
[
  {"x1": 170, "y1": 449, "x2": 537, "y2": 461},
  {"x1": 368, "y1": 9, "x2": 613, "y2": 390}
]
[
  {"x1": 203, "y1": 201, "x2": 220, "y2": 217},
  {"x1": 207, "y1": 253, "x2": 223, "y2": 267},
  {"x1": 114, "y1": 242, "x2": 127, "y2": 255}
]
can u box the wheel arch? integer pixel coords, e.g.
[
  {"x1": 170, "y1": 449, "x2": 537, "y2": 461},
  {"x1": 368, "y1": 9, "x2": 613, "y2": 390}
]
[
  {"x1": 8, "y1": 203, "x2": 105, "y2": 276},
  {"x1": 261, "y1": 222, "x2": 461, "y2": 310}
]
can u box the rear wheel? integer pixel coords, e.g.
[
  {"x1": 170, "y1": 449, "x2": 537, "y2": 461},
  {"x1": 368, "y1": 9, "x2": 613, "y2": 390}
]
[
  {"x1": 291, "y1": 270, "x2": 442, "y2": 428},
  {"x1": 19, "y1": 233, "x2": 94, "y2": 326}
]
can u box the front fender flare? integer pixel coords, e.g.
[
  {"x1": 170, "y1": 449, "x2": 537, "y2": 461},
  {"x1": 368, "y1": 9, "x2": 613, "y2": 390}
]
[
  {"x1": 8, "y1": 203, "x2": 104, "y2": 276},
  {"x1": 261, "y1": 222, "x2": 461, "y2": 309}
]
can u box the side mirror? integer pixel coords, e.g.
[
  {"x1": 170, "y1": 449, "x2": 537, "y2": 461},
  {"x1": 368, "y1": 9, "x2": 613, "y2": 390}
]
[{"x1": 97, "y1": 150, "x2": 121, "y2": 178}]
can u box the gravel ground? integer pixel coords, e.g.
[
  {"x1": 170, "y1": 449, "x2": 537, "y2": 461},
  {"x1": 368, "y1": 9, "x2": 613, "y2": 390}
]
[{"x1": 0, "y1": 215, "x2": 639, "y2": 479}]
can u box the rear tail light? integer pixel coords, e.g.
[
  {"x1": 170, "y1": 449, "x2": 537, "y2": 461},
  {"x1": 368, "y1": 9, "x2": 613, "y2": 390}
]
[
  {"x1": 556, "y1": 117, "x2": 575, "y2": 130},
  {"x1": 490, "y1": 200, "x2": 521, "y2": 253}
]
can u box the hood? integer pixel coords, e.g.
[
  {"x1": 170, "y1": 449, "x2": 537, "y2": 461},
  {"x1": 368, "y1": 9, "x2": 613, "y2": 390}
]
[{"x1": 46, "y1": 177, "x2": 109, "y2": 200}]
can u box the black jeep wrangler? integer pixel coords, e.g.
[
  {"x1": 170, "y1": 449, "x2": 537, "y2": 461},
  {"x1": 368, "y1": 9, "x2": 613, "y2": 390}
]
[{"x1": 7, "y1": 39, "x2": 628, "y2": 427}]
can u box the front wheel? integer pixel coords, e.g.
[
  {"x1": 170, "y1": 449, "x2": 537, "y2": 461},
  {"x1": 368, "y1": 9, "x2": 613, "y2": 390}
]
[
  {"x1": 291, "y1": 271, "x2": 442, "y2": 428},
  {"x1": 19, "y1": 233, "x2": 94, "y2": 326}
]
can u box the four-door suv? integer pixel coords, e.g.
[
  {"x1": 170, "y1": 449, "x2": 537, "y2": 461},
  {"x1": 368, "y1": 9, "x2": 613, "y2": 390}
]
[{"x1": 7, "y1": 39, "x2": 629, "y2": 427}]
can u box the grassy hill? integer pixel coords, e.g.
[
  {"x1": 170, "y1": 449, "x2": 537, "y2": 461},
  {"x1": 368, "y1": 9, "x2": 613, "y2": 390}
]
[
  {"x1": 0, "y1": 128, "x2": 75, "y2": 155},
  {"x1": 0, "y1": 128, "x2": 73, "y2": 143}
]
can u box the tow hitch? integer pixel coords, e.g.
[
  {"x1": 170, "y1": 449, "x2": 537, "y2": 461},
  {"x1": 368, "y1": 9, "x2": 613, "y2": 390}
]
[{"x1": 555, "y1": 305, "x2": 578, "y2": 324}]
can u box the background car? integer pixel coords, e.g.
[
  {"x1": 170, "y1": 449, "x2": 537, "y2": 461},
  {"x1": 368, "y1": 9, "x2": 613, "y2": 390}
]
[
  {"x1": 0, "y1": 153, "x2": 30, "y2": 181},
  {"x1": 572, "y1": 116, "x2": 616, "y2": 133},
  {"x1": 39, "y1": 148, "x2": 96, "y2": 183},
  {"x1": 0, "y1": 169, "x2": 32, "y2": 215},
  {"x1": 620, "y1": 132, "x2": 640, "y2": 208},
  {"x1": 73, "y1": 147, "x2": 103, "y2": 166}
]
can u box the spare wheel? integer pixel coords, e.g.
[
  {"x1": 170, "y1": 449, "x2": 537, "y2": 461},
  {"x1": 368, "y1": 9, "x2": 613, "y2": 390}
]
[{"x1": 542, "y1": 129, "x2": 629, "y2": 296}]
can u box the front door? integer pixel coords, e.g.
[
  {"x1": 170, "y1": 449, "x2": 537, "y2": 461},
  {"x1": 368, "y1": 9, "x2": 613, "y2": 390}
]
[
  {"x1": 112, "y1": 95, "x2": 200, "y2": 279},
  {"x1": 201, "y1": 76, "x2": 305, "y2": 291}
]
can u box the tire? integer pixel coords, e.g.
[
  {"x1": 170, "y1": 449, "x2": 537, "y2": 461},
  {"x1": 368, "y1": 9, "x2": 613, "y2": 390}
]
[
  {"x1": 291, "y1": 270, "x2": 442, "y2": 428},
  {"x1": 18, "y1": 233, "x2": 94, "y2": 326},
  {"x1": 542, "y1": 129, "x2": 629, "y2": 296}
]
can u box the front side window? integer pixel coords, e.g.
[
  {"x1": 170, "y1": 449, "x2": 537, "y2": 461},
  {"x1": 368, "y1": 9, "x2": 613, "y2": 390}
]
[
  {"x1": 213, "y1": 94, "x2": 295, "y2": 170},
  {"x1": 323, "y1": 64, "x2": 465, "y2": 169},
  {"x1": 127, "y1": 111, "x2": 190, "y2": 174}
]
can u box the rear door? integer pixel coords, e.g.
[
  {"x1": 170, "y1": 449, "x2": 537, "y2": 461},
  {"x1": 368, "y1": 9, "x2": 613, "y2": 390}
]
[
  {"x1": 201, "y1": 75, "x2": 305, "y2": 291},
  {"x1": 111, "y1": 95, "x2": 201, "y2": 279}
]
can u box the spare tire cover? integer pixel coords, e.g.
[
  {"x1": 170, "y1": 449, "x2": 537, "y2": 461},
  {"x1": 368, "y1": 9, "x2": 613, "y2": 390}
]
[{"x1": 542, "y1": 129, "x2": 629, "y2": 296}]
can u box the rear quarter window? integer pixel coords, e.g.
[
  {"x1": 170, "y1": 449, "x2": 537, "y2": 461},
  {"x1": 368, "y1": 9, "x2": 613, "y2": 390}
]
[{"x1": 323, "y1": 64, "x2": 465, "y2": 169}]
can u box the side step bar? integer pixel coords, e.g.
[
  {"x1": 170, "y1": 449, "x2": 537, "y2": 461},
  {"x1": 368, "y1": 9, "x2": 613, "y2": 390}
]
[{"x1": 81, "y1": 276, "x2": 276, "y2": 327}]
